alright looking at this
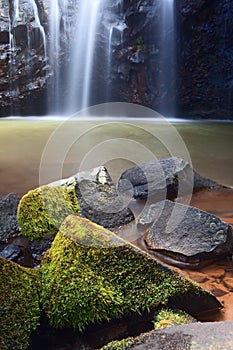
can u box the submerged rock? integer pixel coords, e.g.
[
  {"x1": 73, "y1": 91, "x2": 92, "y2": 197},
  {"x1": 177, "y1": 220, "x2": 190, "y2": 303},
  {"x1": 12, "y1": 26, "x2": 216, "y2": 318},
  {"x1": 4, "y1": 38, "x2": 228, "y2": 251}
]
[
  {"x1": 0, "y1": 256, "x2": 41, "y2": 350},
  {"x1": 41, "y1": 215, "x2": 221, "y2": 332},
  {"x1": 144, "y1": 200, "x2": 233, "y2": 268},
  {"x1": 75, "y1": 166, "x2": 134, "y2": 229},
  {"x1": 17, "y1": 186, "x2": 79, "y2": 241},
  {"x1": 0, "y1": 192, "x2": 21, "y2": 242},
  {"x1": 118, "y1": 157, "x2": 219, "y2": 200}
]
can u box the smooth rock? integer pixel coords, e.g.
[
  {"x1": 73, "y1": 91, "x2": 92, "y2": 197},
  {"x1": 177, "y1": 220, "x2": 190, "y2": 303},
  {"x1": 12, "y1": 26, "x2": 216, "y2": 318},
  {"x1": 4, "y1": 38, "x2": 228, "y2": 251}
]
[
  {"x1": 118, "y1": 157, "x2": 219, "y2": 200},
  {"x1": 144, "y1": 200, "x2": 233, "y2": 268},
  {"x1": 75, "y1": 166, "x2": 134, "y2": 229},
  {"x1": 0, "y1": 192, "x2": 21, "y2": 242}
]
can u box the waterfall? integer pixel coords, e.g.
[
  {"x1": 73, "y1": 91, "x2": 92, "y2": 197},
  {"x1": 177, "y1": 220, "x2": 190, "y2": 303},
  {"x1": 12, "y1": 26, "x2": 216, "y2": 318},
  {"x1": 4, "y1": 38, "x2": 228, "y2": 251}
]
[
  {"x1": 46, "y1": 0, "x2": 128, "y2": 115},
  {"x1": 65, "y1": 0, "x2": 106, "y2": 114},
  {"x1": 159, "y1": 0, "x2": 176, "y2": 117},
  {"x1": 30, "y1": 0, "x2": 47, "y2": 56}
]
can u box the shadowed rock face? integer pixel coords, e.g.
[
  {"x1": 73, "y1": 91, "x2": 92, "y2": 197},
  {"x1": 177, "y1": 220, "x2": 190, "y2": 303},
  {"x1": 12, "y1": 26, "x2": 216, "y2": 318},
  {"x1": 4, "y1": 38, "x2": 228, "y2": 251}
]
[
  {"x1": 177, "y1": 0, "x2": 233, "y2": 119},
  {"x1": 0, "y1": 192, "x2": 21, "y2": 242}
]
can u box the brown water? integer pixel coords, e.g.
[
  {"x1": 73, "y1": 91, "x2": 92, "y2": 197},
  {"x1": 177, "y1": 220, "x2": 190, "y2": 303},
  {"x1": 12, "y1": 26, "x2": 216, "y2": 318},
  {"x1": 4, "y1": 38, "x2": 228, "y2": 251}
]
[{"x1": 0, "y1": 118, "x2": 232, "y2": 197}]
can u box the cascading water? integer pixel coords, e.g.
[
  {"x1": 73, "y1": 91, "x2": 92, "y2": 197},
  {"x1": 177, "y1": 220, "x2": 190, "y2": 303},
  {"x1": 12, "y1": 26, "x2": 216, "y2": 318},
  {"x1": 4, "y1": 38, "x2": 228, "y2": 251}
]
[
  {"x1": 159, "y1": 0, "x2": 176, "y2": 117},
  {"x1": 66, "y1": 0, "x2": 105, "y2": 114},
  {"x1": 46, "y1": 0, "x2": 127, "y2": 115},
  {"x1": 46, "y1": 0, "x2": 109, "y2": 115}
]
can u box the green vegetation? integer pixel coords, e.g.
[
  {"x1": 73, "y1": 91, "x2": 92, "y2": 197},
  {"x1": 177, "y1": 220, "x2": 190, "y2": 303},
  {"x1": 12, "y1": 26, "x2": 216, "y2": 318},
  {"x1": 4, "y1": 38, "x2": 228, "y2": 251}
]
[
  {"x1": 41, "y1": 215, "x2": 209, "y2": 331},
  {"x1": 0, "y1": 257, "x2": 41, "y2": 350},
  {"x1": 136, "y1": 35, "x2": 143, "y2": 51},
  {"x1": 153, "y1": 308, "x2": 195, "y2": 329},
  {"x1": 100, "y1": 338, "x2": 135, "y2": 350},
  {"x1": 17, "y1": 186, "x2": 79, "y2": 241}
]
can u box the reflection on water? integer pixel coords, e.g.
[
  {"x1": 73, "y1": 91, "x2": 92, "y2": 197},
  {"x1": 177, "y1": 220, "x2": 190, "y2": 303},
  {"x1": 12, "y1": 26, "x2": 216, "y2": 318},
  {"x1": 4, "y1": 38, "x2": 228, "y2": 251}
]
[{"x1": 0, "y1": 118, "x2": 232, "y2": 197}]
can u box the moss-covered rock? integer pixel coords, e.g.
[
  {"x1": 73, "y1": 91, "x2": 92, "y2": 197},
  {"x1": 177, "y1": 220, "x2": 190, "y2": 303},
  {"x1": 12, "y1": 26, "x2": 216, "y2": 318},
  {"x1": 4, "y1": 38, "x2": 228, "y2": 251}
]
[
  {"x1": 153, "y1": 308, "x2": 195, "y2": 329},
  {"x1": 0, "y1": 257, "x2": 41, "y2": 350},
  {"x1": 17, "y1": 186, "x2": 79, "y2": 241},
  {"x1": 41, "y1": 215, "x2": 220, "y2": 331}
]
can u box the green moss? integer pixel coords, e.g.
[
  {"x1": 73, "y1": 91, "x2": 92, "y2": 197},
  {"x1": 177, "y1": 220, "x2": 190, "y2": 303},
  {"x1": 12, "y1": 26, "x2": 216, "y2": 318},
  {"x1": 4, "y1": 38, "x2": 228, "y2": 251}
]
[
  {"x1": 100, "y1": 338, "x2": 134, "y2": 350},
  {"x1": 153, "y1": 308, "x2": 195, "y2": 329},
  {"x1": 17, "y1": 186, "x2": 79, "y2": 241},
  {"x1": 0, "y1": 257, "x2": 41, "y2": 350},
  {"x1": 41, "y1": 215, "x2": 210, "y2": 331},
  {"x1": 136, "y1": 35, "x2": 143, "y2": 52}
]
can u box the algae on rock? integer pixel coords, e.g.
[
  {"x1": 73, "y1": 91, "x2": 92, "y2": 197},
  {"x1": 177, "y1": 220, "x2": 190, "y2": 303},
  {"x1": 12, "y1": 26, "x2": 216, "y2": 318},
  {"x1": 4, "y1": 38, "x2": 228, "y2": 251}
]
[
  {"x1": 17, "y1": 186, "x2": 79, "y2": 241},
  {"x1": 41, "y1": 215, "x2": 220, "y2": 331},
  {"x1": 0, "y1": 257, "x2": 41, "y2": 350}
]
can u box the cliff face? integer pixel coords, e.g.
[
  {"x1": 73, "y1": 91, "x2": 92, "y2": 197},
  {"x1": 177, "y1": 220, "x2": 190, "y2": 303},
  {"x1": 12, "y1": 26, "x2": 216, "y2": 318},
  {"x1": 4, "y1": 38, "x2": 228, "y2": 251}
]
[
  {"x1": 110, "y1": 0, "x2": 233, "y2": 119},
  {"x1": 177, "y1": 0, "x2": 233, "y2": 118},
  {"x1": 0, "y1": 0, "x2": 233, "y2": 119},
  {"x1": 0, "y1": 0, "x2": 49, "y2": 116}
]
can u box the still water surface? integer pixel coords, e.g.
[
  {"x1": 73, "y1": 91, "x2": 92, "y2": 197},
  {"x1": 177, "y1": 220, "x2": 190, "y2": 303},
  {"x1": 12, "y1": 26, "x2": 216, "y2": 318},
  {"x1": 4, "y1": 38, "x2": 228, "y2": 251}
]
[{"x1": 0, "y1": 118, "x2": 232, "y2": 197}]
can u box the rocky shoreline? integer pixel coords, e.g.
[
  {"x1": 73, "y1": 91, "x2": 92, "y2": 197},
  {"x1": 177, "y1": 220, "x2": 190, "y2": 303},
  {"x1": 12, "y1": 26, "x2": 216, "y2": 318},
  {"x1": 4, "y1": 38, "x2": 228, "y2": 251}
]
[{"x1": 0, "y1": 157, "x2": 233, "y2": 349}]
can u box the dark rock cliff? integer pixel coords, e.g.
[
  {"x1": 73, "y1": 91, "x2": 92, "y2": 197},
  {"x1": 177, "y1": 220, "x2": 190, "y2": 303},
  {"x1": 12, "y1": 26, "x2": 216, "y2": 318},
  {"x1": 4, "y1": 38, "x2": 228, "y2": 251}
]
[
  {"x1": 177, "y1": 0, "x2": 233, "y2": 119},
  {"x1": 0, "y1": 0, "x2": 49, "y2": 116}
]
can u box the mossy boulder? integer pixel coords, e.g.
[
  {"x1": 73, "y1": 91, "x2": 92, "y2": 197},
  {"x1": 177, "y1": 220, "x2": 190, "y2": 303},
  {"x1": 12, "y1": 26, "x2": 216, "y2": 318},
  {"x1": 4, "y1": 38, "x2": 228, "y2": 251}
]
[
  {"x1": 17, "y1": 186, "x2": 79, "y2": 241},
  {"x1": 0, "y1": 257, "x2": 41, "y2": 350},
  {"x1": 41, "y1": 215, "x2": 221, "y2": 331}
]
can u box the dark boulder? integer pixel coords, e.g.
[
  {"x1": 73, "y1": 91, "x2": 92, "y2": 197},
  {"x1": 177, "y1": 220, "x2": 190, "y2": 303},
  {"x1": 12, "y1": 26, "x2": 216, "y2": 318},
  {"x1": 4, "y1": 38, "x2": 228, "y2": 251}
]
[
  {"x1": 118, "y1": 157, "x2": 219, "y2": 200},
  {"x1": 0, "y1": 192, "x2": 21, "y2": 242},
  {"x1": 144, "y1": 200, "x2": 233, "y2": 268},
  {"x1": 75, "y1": 166, "x2": 134, "y2": 229}
]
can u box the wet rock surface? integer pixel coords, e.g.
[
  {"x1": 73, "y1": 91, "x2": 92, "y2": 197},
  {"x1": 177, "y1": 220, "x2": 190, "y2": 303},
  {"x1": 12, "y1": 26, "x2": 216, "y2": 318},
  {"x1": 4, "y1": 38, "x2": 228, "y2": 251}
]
[
  {"x1": 75, "y1": 166, "x2": 134, "y2": 229},
  {"x1": 144, "y1": 200, "x2": 233, "y2": 268},
  {"x1": 0, "y1": 192, "x2": 21, "y2": 242},
  {"x1": 118, "y1": 157, "x2": 219, "y2": 200}
]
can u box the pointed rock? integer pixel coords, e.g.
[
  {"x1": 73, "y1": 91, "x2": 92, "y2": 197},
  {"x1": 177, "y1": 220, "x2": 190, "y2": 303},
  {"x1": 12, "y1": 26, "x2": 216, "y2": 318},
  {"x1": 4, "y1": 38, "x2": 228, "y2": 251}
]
[
  {"x1": 41, "y1": 215, "x2": 221, "y2": 331},
  {"x1": 75, "y1": 166, "x2": 134, "y2": 229}
]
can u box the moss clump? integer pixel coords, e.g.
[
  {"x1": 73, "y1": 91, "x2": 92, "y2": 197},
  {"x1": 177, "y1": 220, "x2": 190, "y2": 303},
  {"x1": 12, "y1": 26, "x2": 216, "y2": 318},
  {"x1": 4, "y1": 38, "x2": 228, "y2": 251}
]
[
  {"x1": 153, "y1": 308, "x2": 195, "y2": 329},
  {"x1": 0, "y1": 257, "x2": 41, "y2": 350},
  {"x1": 17, "y1": 186, "x2": 79, "y2": 241},
  {"x1": 100, "y1": 338, "x2": 134, "y2": 350},
  {"x1": 41, "y1": 215, "x2": 211, "y2": 331}
]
